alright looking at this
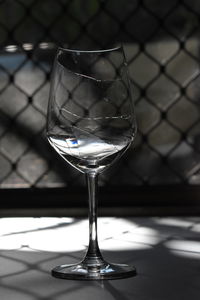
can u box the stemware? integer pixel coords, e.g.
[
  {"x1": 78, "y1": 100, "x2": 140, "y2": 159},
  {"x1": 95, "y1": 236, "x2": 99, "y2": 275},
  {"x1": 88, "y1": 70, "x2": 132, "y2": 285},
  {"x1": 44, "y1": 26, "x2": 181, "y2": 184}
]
[{"x1": 46, "y1": 45, "x2": 137, "y2": 280}]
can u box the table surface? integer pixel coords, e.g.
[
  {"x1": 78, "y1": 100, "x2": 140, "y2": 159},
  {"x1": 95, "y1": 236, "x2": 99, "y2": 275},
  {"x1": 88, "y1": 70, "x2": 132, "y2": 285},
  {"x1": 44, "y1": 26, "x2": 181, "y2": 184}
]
[{"x1": 0, "y1": 216, "x2": 200, "y2": 300}]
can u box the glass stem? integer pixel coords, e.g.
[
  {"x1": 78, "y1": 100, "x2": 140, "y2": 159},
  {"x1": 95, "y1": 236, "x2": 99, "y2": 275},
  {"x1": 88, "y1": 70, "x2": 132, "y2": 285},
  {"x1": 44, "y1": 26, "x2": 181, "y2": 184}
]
[{"x1": 83, "y1": 173, "x2": 104, "y2": 266}]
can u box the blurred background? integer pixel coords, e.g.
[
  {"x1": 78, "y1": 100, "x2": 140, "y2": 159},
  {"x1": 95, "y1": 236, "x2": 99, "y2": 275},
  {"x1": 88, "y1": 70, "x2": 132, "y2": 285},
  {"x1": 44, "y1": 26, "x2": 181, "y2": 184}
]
[{"x1": 0, "y1": 0, "x2": 200, "y2": 215}]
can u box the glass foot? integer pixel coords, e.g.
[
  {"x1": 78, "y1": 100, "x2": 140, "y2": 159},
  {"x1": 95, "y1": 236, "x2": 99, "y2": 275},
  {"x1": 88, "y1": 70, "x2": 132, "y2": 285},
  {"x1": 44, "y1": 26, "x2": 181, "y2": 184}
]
[{"x1": 51, "y1": 261, "x2": 136, "y2": 280}]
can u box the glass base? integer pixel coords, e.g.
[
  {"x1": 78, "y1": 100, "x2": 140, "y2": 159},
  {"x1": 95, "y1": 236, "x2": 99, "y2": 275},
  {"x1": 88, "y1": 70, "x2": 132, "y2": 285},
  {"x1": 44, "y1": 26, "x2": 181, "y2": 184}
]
[{"x1": 51, "y1": 261, "x2": 137, "y2": 280}]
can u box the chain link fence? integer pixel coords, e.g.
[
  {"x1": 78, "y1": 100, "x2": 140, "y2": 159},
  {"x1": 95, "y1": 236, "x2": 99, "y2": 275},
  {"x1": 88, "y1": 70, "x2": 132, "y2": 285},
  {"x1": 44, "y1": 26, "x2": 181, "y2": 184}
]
[{"x1": 0, "y1": 0, "x2": 200, "y2": 189}]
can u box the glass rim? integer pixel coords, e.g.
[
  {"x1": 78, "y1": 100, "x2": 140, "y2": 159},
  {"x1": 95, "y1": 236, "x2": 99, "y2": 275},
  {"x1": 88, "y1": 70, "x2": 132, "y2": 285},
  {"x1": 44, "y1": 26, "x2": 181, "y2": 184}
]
[{"x1": 57, "y1": 45, "x2": 123, "y2": 54}]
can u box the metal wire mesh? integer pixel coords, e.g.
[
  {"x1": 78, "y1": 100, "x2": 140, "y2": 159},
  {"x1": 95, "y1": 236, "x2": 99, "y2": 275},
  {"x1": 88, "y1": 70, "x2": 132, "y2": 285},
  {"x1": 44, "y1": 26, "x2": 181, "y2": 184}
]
[{"x1": 0, "y1": 0, "x2": 200, "y2": 188}]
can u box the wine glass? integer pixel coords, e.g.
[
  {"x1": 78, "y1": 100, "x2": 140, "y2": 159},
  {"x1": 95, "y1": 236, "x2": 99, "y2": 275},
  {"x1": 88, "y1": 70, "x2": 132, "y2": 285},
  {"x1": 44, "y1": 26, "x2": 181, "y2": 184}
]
[{"x1": 46, "y1": 45, "x2": 137, "y2": 280}]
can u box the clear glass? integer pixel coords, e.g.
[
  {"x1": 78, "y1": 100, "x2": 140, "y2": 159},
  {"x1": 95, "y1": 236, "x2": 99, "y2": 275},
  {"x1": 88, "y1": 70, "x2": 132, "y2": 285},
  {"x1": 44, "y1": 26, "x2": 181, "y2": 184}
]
[{"x1": 46, "y1": 46, "x2": 137, "y2": 280}]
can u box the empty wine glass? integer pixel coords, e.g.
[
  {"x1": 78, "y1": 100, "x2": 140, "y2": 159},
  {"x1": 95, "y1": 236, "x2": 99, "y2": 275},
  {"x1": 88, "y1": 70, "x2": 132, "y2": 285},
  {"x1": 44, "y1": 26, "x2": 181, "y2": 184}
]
[{"x1": 46, "y1": 45, "x2": 137, "y2": 280}]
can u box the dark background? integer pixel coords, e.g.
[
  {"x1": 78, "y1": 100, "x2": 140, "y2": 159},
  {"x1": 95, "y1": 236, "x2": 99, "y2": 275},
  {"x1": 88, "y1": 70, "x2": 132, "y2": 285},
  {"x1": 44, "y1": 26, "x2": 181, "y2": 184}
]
[{"x1": 0, "y1": 0, "x2": 200, "y2": 215}]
